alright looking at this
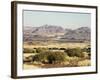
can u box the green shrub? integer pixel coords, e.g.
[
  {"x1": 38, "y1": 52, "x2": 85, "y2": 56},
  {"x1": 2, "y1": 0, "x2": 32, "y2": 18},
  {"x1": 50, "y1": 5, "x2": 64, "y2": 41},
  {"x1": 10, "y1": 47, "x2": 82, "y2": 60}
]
[
  {"x1": 47, "y1": 51, "x2": 66, "y2": 64},
  {"x1": 82, "y1": 47, "x2": 91, "y2": 53},
  {"x1": 32, "y1": 49, "x2": 36, "y2": 53},
  {"x1": 65, "y1": 48, "x2": 84, "y2": 57},
  {"x1": 23, "y1": 48, "x2": 32, "y2": 53},
  {"x1": 23, "y1": 48, "x2": 36, "y2": 53},
  {"x1": 35, "y1": 48, "x2": 48, "y2": 53},
  {"x1": 33, "y1": 51, "x2": 66, "y2": 64},
  {"x1": 82, "y1": 47, "x2": 91, "y2": 59},
  {"x1": 59, "y1": 48, "x2": 66, "y2": 50}
]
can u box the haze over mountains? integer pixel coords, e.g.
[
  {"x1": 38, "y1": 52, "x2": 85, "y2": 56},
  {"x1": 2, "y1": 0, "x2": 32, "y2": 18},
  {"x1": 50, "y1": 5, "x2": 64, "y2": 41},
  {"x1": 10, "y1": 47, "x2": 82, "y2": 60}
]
[{"x1": 24, "y1": 24, "x2": 90, "y2": 42}]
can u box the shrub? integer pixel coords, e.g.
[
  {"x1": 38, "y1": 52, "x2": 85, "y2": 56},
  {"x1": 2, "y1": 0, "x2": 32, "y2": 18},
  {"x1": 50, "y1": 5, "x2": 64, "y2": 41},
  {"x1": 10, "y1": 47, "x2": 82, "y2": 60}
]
[
  {"x1": 82, "y1": 47, "x2": 91, "y2": 53},
  {"x1": 23, "y1": 48, "x2": 32, "y2": 53},
  {"x1": 52, "y1": 47, "x2": 59, "y2": 50},
  {"x1": 65, "y1": 48, "x2": 84, "y2": 57},
  {"x1": 82, "y1": 47, "x2": 91, "y2": 59},
  {"x1": 48, "y1": 51, "x2": 66, "y2": 64},
  {"x1": 32, "y1": 49, "x2": 36, "y2": 53},
  {"x1": 33, "y1": 51, "x2": 66, "y2": 64},
  {"x1": 23, "y1": 55, "x2": 34, "y2": 63},
  {"x1": 35, "y1": 48, "x2": 48, "y2": 53},
  {"x1": 59, "y1": 48, "x2": 66, "y2": 50},
  {"x1": 23, "y1": 48, "x2": 36, "y2": 53}
]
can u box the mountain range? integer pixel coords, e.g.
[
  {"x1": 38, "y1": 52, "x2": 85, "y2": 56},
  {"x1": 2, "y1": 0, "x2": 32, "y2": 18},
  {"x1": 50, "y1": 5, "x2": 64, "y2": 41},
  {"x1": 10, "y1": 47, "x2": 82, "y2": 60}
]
[{"x1": 23, "y1": 24, "x2": 90, "y2": 42}]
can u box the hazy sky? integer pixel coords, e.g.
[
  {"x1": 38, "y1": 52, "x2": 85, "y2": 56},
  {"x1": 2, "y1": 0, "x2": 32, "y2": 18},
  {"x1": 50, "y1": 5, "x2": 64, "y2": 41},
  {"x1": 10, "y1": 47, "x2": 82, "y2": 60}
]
[{"x1": 23, "y1": 10, "x2": 91, "y2": 29}]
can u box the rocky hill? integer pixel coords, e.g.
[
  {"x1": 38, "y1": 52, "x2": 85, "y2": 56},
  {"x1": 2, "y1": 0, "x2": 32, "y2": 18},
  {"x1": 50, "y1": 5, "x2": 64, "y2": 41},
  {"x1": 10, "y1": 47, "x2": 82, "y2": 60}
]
[
  {"x1": 61, "y1": 27, "x2": 90, "y2": 41},
  {"x1": 23, "y1": 25, "x2": 90, "y2": 42}
]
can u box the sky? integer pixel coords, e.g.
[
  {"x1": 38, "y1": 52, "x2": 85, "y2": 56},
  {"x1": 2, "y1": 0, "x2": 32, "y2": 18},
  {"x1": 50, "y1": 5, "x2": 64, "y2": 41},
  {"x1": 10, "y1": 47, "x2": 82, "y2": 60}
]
[{"x1": 23, "y1": 10, "x2": 91, "y2": 29}]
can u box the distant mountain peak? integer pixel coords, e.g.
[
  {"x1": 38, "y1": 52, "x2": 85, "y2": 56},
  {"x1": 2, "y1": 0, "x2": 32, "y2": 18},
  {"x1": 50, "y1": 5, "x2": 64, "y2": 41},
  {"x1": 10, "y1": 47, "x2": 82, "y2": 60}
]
[{"x1": 24, "y1": 25, "x2": 90, "y2": 41}]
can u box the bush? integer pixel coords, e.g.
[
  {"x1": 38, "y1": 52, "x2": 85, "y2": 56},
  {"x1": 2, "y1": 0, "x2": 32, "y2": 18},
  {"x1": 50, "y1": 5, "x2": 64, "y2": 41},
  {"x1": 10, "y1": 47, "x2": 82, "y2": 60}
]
[
  {"x1": 48, "y1": 51, "x2": 66, "y2": 64},
  {"x1": 23, "y1": 48, "x2": 36, "y2": 53},
  {"x1": 33, "y1": 51, "x2": 66, "y2": 64},
  {"x1": 59, "y1": 48, "x2": 66, "y2": 50},
  {"x1": 23, "y1": 48, "x2": 32, "y2": 53},
  {"x1": 82, "y1": 47, "x2": 91, "y2": 59},
  {"x1": 35, "y1": 48, "x2": 48, "y2": 53},
  {"x1": 82, "y1": 47, "x2": 91, "y2": 53},
  {"x1": 65, "y1": 48, "x2": 84, "y2": 57},
  {"x1": 51, "y1": 47, "x2": 59, "y2": 50}
]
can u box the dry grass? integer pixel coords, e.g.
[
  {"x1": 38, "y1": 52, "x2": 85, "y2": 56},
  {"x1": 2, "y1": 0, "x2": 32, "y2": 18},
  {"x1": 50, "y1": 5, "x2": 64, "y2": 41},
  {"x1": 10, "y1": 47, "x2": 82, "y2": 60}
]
[
  {"x1": 23, "y1": 56, "x2": 91, "y2": 69},
  {"x1": 23, "y1": 41, "x2": 91, "y2": 69},
  {"x1": 24, "y1": 42, "x2": 89, "y2": 49},
  {"x1": 23, "y1": 64, "x2": 41, "y2": 69},
  {"x1": 78, "y1": 59, "x2": 91, "y2": 66}
]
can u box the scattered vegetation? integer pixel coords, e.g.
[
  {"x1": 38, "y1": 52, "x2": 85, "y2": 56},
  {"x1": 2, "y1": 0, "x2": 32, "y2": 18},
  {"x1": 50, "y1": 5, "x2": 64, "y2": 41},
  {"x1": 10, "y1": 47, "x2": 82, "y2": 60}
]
[
  {"x1": 23, "y1": 45, "x2": 91, "y2": 68},
  {"x1": 23, "y1": 48, "x2": 36, "y2": 53},
  {"x1": 64, "y1": 48, "x2": 84, "y2": 58},
  {"x1": 82, "y1": 47, "x2": 91, "y2": 53},
  {"x1": 32, "y1": 51, "x2": 66, "y2": 64},
  {"x1": 35, "y1": 48, "x2": 48, "y2": 53}
]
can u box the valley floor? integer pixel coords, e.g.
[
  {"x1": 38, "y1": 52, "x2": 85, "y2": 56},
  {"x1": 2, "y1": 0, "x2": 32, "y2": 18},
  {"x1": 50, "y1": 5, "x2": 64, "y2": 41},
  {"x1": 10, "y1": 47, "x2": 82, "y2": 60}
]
[{"x1": 23, "y1": 41, "x2": 91, "y2": 69}]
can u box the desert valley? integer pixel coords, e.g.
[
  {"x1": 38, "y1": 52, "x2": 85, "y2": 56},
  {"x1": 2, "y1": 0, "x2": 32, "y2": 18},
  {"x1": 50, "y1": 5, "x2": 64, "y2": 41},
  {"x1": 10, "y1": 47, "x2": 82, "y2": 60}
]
[{"x1": 23, "y1": 24, "x2": 91, "y2": 69}]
